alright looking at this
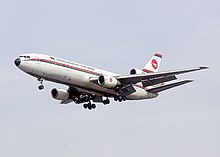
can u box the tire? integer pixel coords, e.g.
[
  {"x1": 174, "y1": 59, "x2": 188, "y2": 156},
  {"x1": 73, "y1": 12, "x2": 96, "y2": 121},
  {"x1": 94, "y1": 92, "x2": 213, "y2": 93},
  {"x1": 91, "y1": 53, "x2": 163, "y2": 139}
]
[
  {"x1": 92, "y1": 104, "x2": 96, "y2": 109},
  {"x1": 118, "y1": 95, "x2": 123, "y2": 102},
  {"x1": 83, "y1": 103, "x2": 88, "y2": 109},
  {"x1": 103, "y1": 100, "x2": 109, "y2": 105},
  {"x1": 88, "y1": 106, "x2": 92, "y2": 110},
  {"x1": 38, "y1": 85, "x2": 44, "y2": 90},
  {"x1": 106, "y1": 99, "x2": 110, "y2": 104}
]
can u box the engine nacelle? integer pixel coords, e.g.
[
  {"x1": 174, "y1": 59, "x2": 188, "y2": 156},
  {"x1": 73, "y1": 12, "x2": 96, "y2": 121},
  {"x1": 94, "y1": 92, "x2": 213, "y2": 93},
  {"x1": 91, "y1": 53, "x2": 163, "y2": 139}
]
[
  {"x1": 51, "y1": 88, "x2": 69, "y2": 101},
  {"x1": 98, "y1": 75, "x2": 119, "y2": 88},
  {"x1": 130, "y1": 68, "x2": 145, "y2": 75}
]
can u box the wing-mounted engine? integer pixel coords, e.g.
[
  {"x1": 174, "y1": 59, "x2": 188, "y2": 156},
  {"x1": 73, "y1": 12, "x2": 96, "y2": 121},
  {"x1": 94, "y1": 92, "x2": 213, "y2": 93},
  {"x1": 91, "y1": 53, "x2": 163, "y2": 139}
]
[
  {"x1": 51, "y1": 87, "x2": 92, "y2": 104},
  {"x1": 98, "y1": 75, "x2": 120, "y2": 88},
  {"x1": 130, "y1": 68, "x2": 146, "y2": 75},
  {"x1": 51, "y1": 88, "x2": 69, "y2": 101}
]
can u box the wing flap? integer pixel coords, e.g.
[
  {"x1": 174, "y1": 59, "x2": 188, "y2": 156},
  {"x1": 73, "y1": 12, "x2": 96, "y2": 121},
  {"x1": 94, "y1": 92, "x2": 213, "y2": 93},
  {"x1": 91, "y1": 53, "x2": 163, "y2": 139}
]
[
  {"x1": 147, "y1": 80, "x2": 193, "y2": 93},
  {"x1": 121, "y1": 84, "x2": 136, "y2": 96},
  {"x1": 142, "y1": 75, "x2": 177, "y2": 86}
]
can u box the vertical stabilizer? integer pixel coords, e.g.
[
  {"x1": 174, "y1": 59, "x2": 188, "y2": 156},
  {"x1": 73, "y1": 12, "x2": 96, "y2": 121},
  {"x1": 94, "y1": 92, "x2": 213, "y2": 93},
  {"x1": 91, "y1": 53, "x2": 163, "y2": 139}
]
[{"x1": 143, "y1": 53, "x2": 162, "y2": 73}]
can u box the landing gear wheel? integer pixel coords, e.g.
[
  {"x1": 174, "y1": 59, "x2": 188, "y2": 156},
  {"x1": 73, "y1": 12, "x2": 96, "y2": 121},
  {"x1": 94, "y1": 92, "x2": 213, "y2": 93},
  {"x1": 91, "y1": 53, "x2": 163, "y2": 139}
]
[
  {"x1": 38, "y1": 85, "x2": 44, "y2": 90},
  {"x1": 92, "y1": 104, "x2": 96, "y2": 109},
  {"x1": 118, "y1": 95, "x2": 123, "y2": 102},
  {"x1": 83, "y1": 103, "x2": 88, "y2": 109},
  {"x1": 88, "y1": 105, "x2": 92, "y2": 110},
  {"x1": 105, "y1": 99, "x2": 110, "y2": 104},
  {"x1": 83, "y1": 100, "x2": 96, "y2": 110},
  {"x1": 103, "y1": 99, "x2": 110, "y2": 105}
]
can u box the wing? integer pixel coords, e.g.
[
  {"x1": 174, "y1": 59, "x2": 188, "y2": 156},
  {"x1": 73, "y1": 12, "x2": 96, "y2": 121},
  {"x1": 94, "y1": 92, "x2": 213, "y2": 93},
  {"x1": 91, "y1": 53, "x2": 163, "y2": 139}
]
[{"x1": 117, "y1": 66, "x2": 208, "y2": 85}]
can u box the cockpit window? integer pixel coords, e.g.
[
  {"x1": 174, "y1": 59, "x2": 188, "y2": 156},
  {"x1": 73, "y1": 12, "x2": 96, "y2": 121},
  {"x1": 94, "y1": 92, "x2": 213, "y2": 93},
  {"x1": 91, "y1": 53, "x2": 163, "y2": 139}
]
[
  {"x1": 20, "y1": 55, "x2": 30, "y2": 58},
  {"x1": 50, "y1": 57, "x2": 55, "y2": 60}
]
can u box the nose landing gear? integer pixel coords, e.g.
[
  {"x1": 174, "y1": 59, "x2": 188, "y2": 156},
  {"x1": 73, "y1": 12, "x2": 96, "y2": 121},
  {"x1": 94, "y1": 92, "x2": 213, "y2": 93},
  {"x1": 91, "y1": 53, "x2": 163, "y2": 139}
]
[{"x1": 37, "y1": 78, "x2": 44, "y2": 90}]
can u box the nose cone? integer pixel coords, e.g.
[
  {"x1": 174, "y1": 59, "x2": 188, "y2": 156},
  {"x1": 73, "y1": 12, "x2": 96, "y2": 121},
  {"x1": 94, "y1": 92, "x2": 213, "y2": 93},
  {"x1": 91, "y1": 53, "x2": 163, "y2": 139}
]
[{"x1": 14, "y1": 58, "x2": 21, "y2": 66}]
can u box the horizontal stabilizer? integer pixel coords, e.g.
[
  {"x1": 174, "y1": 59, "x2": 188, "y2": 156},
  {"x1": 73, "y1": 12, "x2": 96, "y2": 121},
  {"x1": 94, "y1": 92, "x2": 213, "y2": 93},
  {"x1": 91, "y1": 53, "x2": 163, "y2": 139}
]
[{"x1": 147, "y1": 80, "x2": 193, "y2": 93}]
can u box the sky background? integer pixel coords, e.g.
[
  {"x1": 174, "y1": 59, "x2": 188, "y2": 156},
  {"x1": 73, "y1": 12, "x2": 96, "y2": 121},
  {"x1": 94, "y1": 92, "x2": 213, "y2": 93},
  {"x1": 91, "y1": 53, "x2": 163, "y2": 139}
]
[{"x1": 0, "y1": 0, "x2": 220, "y2": 157}]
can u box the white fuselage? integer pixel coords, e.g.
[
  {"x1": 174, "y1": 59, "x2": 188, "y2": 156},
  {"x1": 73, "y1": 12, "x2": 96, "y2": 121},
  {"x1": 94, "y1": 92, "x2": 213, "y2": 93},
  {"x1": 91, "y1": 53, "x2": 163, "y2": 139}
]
[{"x1": 16, "y1": 53, "x2": 158, "y2": 100}]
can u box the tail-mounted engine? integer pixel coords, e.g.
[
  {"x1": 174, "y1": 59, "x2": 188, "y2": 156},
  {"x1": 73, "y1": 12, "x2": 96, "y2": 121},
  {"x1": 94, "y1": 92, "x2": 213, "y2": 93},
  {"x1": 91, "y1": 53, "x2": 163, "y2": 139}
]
[
  {"x1": 98, "y1": 75, "x2": 120, "y2": 88},
  {"x1": 130, "y1": 68, "x2": 146, "y2": 75}
]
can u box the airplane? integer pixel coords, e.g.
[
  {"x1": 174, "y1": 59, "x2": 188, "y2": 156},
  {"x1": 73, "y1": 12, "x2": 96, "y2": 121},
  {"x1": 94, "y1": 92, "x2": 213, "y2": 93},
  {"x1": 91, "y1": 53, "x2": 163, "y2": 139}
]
[{"x1": 14, "y1": 53, "x2": 208, "y2": 110}]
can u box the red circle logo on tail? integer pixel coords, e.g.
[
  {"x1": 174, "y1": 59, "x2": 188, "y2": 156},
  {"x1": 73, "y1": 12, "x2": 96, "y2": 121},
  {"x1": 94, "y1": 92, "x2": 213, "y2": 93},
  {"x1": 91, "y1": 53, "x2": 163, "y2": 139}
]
[{"x1": 151, "y1": 59, "x2": 158, "y2": 69}]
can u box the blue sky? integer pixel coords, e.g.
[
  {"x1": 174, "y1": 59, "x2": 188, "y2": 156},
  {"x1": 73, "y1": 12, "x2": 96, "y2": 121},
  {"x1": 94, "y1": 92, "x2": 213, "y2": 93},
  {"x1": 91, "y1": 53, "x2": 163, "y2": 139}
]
[{"x1": 0, "y1": 0, "x2": 220, "y2": 157}]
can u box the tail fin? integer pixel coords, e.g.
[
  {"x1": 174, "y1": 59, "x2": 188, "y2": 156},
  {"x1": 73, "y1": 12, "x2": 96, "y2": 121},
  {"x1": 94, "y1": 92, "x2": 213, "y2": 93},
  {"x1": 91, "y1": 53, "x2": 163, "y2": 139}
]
[{"x1": 143, "y1": 53, "x2": 162, "y2": 73}]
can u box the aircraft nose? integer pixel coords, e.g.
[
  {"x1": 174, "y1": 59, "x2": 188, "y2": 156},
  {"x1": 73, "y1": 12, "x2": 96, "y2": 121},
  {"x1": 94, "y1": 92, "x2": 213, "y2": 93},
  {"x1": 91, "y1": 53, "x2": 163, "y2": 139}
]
[{"x1": 14, "y1": 58, "x2": 21, "y2": 66}]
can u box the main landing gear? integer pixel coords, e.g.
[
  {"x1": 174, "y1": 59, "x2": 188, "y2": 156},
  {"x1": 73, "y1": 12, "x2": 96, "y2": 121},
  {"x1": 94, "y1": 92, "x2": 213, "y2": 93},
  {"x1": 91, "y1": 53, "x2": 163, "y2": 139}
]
[
  {"x1": 114, "y1": 95, "x2": 126, "y2": 102},
  {"x1": 83, "y1": 102, "x2": 96, "y2": 110},
  {"x1": 37, "y1": 78, "x2": 44, "y2": 90},
  {"x1": 83, "y1": 98, "x2": 110, "y2": 110},
  {"x1": 103, "y1": 98, "x2": 110, "y2": 105}
]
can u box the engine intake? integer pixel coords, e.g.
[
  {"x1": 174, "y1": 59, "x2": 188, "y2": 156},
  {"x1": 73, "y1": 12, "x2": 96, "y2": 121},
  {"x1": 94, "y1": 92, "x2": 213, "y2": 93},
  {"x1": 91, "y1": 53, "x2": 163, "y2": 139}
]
[
  {"x1": 130, "y1": 68, "x2": 145, "y2": 75},
  {"x1": 51, "y1": 88, "x2": 69, "y2": 101},
  {"x1": 98, "y1": 75, "x2": 119, "y2": 88}
]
